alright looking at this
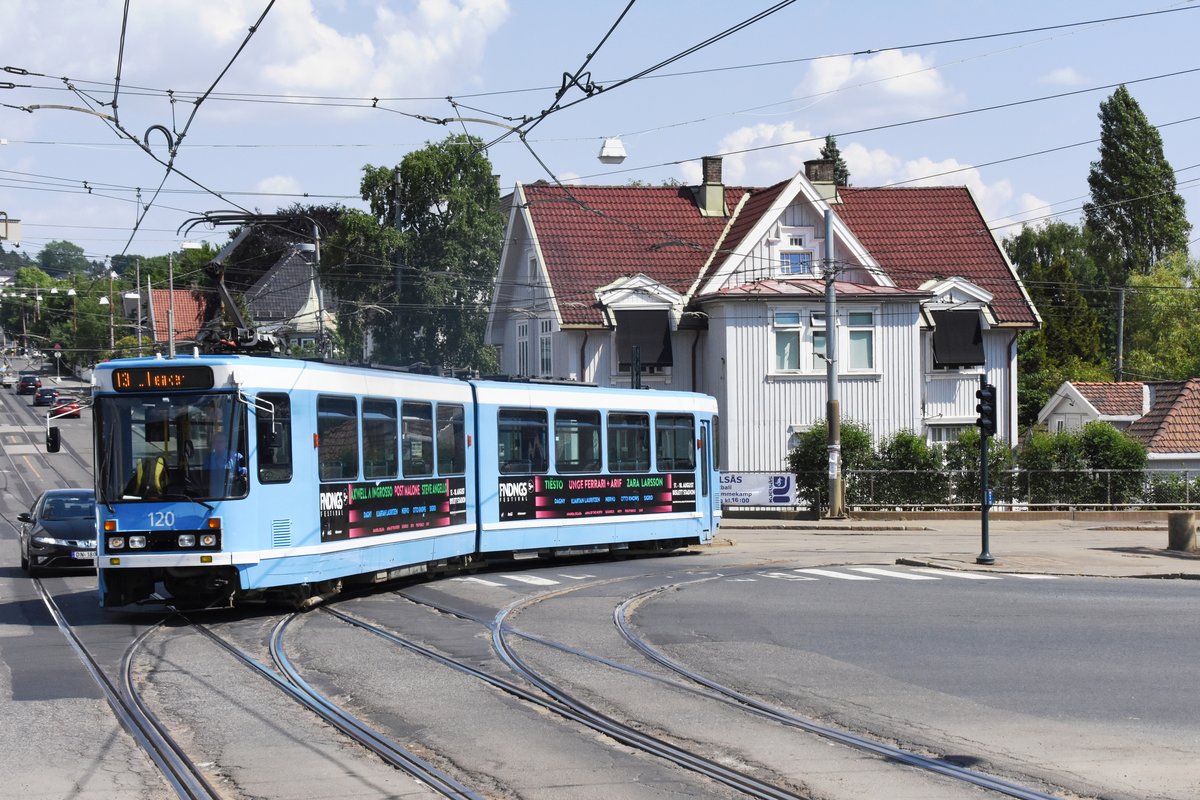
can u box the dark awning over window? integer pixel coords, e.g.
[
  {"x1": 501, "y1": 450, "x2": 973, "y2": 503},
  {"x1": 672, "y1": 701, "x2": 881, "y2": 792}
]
[
  {"x1": 931, "y1": 309, "x2": 984, "y2": 368},
  {"x1": 615, "y1": 309, "x2": 673, "y2": 368}
]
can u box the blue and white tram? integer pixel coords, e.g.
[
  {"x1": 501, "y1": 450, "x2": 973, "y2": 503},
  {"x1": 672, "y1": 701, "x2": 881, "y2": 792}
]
[{"x1": 92, "y1": 355, "x2": 721, "y2": 609}]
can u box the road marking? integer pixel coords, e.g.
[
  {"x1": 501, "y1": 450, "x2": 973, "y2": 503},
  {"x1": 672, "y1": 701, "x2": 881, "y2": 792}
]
[
  {"x1": 557, "y1": 573, "x2": 596, "y2": 580},
  {"x1": 794, "y1": 568, "x2": 877, "y2": 580},
  {"x1": 1002, "y1": 573, "x2": 1060, "y2": 580},
  {"x1": 761, "y1": 571, "x2": 819, "y2": 581},
  {"x1": 453, "y1": 576, "x2": 505, "y2": 587},
  {"x1": 850, "y1": 567, "x2": 940, "y2": 580},
  {"x1": 913, "y1": 569, "x2": 1002, "y2": 580},
  {"x1": 499, "y1": 574, "x2": 560, "y2": 586}
]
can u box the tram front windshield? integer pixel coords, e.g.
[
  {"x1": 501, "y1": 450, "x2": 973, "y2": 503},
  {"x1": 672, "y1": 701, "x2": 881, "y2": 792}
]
[{"x1": 96, "y1": 393, "x2": 248, "y2": 503}]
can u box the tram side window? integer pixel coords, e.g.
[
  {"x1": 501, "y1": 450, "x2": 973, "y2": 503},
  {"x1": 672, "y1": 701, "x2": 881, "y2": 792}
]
[
  {"x1": 256, "y1": 392, "x2": 293, "y2": 484},
  {"x1": 498, "y1": 409, "x2": 548, "y2": 474},
  {"x1": 317, "y1": 396, "x2": 359, "y2": 481},
  {"x1": 402, "y1": 401, "x2": 433, "y2": 477},
  {"x1": 555, "y1": 409, "x2": 601, "y2": 473},
  {"x1": 656, "y1": 413, "x2": 695, "y2": 471},
  {"x1": 436, "y1": 403, "x2": 466, "y2": 475},
  {"x1": 363, "y1": 398, "x2": 398, "y2": 479},
  {"x1": 608, "y1": 412, "x2": 650, "y2": 472}
]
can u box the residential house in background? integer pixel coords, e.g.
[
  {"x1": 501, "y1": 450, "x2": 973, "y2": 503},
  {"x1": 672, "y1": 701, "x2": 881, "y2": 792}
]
[
  {"x1": 1039, "y1": 379, "x2": 1200, "y2": 472},
  {"x1": 121, "y1": 287, "x2": 211, "y2": 352},
  {"x1": 487, "y1": 157, "x2": 1040, "y2": 473},
  {"x1": 1037, "y1": 381, "x2": 1149, "y2": 433},
  {"x1": 245, "y1": 244, "x2": 334, "y2": 351}
]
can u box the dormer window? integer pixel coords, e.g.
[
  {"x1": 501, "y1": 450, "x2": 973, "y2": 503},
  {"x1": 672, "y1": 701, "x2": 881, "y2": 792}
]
[{"x1": 775, "y1": 229, "x2": 816, "y2": 276}]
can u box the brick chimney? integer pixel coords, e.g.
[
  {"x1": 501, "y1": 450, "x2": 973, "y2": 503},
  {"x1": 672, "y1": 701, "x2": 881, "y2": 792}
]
[
  {"x1": 804, "y1": 159, "x2": 840, "y2": 204},
  {"x1": 694, "y1": 155, "x2": 727, "y2": 217}
]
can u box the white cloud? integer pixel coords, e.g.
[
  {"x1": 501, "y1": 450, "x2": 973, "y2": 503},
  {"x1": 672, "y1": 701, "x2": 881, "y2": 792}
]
[
  {"x1": 257, "y1": 175, "x2": 303, "y2": 195},
  {"x1": 1039, "y1": 67, "x2": 1086, "y2": 86},
  {"x1": 679, "y1": 121, "x2": 824, "y2": 185},
  {"x1": 800, "y1": 50, "x2": 953, "y2": 108}
]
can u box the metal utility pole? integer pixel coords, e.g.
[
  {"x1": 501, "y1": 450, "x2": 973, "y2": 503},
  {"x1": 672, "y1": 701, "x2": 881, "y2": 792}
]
[
  {"x1": 1115, "y1": 286, "x2": 1125, "y2": 382},
  {"x1": 168, "y1": 252, "x2": 176, "y2": 358},
  {"x1": 313, "y1": 222, "x2": 327, "y2": 357},
  {"x1": 136, "y1": 259, "x2": 143, "y2": 356},
  {"x1": 824, "y1": 208, "x2": 844, "y2": 517}
]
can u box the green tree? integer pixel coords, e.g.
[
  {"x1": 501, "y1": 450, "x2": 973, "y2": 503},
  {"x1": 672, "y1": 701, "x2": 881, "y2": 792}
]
[
  {"x1": 871, "y1": 430, "x2": 947, "y2": 508},
  {"x1": 1084, "y1": 85, "x2": 1190, "y2": 285},
  {"x1": 37, "y1": 240, "x2": 91, "y2": 276},
  {"x1": 819, "y1": 134, "x2": 850, "y2": 187},
  {"x1": 1078, "y1": 420, "x2": 1146, "y2": 505},
  {"x1": 944, "y1": 428, "x2": 1017, "y2": 508},
  {"x1": 1122, "y1": 253, "x2": 1200, "y2": 380},
  {"x1": 326, "y1": 134, "x2": 503, "y2": 371},
  {"x1": 1003, "y1": 222, "x2": 1110, "y2": 427},
  {"x1": 786, "y1": 420, "x2": 875, "y2": 512}
]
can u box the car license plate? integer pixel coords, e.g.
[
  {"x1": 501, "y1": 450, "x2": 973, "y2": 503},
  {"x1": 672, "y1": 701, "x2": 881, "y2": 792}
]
[{"x1": 73, "y1": 550, "x2": 96, "y2": 559}]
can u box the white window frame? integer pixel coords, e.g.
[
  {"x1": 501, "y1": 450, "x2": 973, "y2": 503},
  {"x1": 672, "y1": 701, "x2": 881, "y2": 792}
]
[
  {"x1": 774, "y1": 228, "x2": 817, "y2": 277},
  {"x1": 773, "y1": 310, "x2": 803, "y2": 371},
  {"x1": 516, "y1": 320, "x2": 529, "y2": 376},
  {"x1": 769, "y1": 306, "x2": 877, "y2": 376},
  {"x1": 845, "y1": 310, "x2": 875, "y2": 372},
  {"x1": 539, "y1": 319, "x2": 552, "y2": 376},
  {"x1": 927, "y1": 424, "x2": 968, "y2": 445}
]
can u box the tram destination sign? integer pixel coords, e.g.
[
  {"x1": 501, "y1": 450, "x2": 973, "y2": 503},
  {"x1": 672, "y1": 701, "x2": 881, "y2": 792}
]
[
  {"x1": 498, "y1": 473, "x2": 696, "y2": 521},
  {"x1": 111, "y1": 365, "x2": 215, "y2": 392},
  {"x1": 319, "y1": 476, "x2": 468, "y2": 542}
]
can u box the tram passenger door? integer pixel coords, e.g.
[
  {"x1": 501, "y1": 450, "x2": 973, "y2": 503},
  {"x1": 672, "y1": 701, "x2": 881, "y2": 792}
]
[{"x1": 700, "y1": 420, "x2": 714, "y2": 534}]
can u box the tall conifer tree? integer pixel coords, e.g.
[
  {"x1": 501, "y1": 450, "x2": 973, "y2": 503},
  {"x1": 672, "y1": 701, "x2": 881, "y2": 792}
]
[{"x1": 1083, "y1": 85, "x2": 1190, "y2": 284}]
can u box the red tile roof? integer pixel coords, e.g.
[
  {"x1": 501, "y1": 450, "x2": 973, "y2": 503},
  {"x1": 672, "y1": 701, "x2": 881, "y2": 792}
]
[
  {"x1": 148, "y1": 289, "x2": 211, "y2": 343},
  {"x1": 1071, "y1": 381, "x2": 1146, "y2": 417},
  {"x1": 522, "y1": 183, "x2": 747, "y2": 325},
  {"x1": 1126, "y1": 380, "x2": 1200, "y2": 454},
  {"x1": 834, "y1": 187, "x2": 1037, "y2": 325},
  {"x1": 520, "y1": 180, "x2": 1037, "y2": 328}
]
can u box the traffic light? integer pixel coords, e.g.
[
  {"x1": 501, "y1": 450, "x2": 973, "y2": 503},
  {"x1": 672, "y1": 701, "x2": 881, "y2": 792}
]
[{"x1": 975, "y1": 383, "x2": 997, "y2": 437}]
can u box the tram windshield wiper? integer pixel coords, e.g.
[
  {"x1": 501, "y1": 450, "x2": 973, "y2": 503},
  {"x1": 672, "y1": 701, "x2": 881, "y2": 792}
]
[{"x1": 162, "y1": 493, "x2": 214, "y2": 511}]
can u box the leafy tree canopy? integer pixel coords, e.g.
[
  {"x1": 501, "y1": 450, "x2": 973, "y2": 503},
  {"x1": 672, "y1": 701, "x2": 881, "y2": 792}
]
[
  {"x1": 37, "y1": 240, "x2": 92, "y2": 277},
  {"x1": 1123, "y1": 253, "x2": 1200, "y2": 380},
  {"x1": 325, "y1": 134, "x2": 504, "y2": 372}
]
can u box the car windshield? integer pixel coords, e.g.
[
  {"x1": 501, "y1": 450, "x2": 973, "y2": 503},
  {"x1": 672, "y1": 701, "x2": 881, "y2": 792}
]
[
  {"x1": 95, "y1": 392, "x2": 248, "y2": 503},
  {"x1": 42, "y1": 495, "x2": 96, "y2": 519}
]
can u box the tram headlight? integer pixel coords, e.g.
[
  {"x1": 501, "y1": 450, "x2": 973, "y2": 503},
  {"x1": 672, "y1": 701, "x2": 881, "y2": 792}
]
[
  {"x1": 199, "y1": 533, "x2": 217, "y2": 548},
  {"x1": 128, "y1": 535, "x2": 147, "y2": 549},
  {"x1": 107, "y1": 536, "x2": 125, "y2": 550},
  {"x1": 177, "y1": 534, "x2": 195, "y2": 548}
]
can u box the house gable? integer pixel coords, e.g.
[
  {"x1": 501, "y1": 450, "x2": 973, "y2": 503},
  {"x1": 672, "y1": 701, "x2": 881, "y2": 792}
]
[{"x1": 698, "y1": 171, "x2": 885, "y2": 297}]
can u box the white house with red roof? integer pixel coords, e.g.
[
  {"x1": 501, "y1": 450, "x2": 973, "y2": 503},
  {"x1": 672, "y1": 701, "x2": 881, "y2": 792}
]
[
  {"x1": 1037, "y1": 381, "x2": 1150, "y2": 433},
  {"x1": 1039, "y1": 379, "x2": 1200, "y2": 472},
  {"x1": 487, "y1": 158, "x2": 1040, "y2": 472}
]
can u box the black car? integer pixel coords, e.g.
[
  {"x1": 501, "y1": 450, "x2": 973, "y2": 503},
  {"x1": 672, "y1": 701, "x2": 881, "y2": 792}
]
[
  {"x1": 32, "y1": 387, "x2": 59, "y2": 406},
  {"x1": 17, "y1": 374, "x2": 41, "y2": 394},
  {"x1": 18, "y1": 489, "x2": 97, "y2": 574}
]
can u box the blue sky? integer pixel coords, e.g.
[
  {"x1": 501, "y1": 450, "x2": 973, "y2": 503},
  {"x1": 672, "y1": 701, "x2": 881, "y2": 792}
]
[{"x1": 2, "y1": 0, "x2": 1198, "y2": 264}]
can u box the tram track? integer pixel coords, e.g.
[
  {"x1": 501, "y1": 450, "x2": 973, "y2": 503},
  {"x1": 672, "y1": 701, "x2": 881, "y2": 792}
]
[
  {"x1": 319, "y1": 603, "x2": 810, "y2": 799},
  {"x1": 173, "y1": 614, "x2": 481, "y2": 799},
  {"x1": 31, "y1": 582, "x2": 222, "y2": 799},
  {"x1": 380, "y1": 572, "x2": 1069, "y2": 800}
]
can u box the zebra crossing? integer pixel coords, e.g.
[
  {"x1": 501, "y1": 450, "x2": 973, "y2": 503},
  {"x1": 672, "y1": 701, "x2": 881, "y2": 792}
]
[
  {"x1": 758, "y1": 566, "x2": 1058, "y2": 583},
  {"x1": 450, "y1": 566, "x2": 1059, "y2": 590}
]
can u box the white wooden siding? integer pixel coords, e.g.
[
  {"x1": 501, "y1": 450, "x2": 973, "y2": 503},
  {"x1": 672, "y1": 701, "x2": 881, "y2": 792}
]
[{"x1": 702, "y1": 298, "x2": 922, "y2": 471}]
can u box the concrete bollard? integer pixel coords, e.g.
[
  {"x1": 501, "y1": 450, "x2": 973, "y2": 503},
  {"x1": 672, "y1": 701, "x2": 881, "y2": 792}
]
[{"x1": 1167, "y1": 511, "x2": 1197, "y2": 552}]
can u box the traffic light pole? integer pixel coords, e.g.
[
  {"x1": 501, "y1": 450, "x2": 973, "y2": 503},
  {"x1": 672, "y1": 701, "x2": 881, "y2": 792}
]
[{"x1": 976, "y1": 375, "x2": 995, "y2": 565}]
